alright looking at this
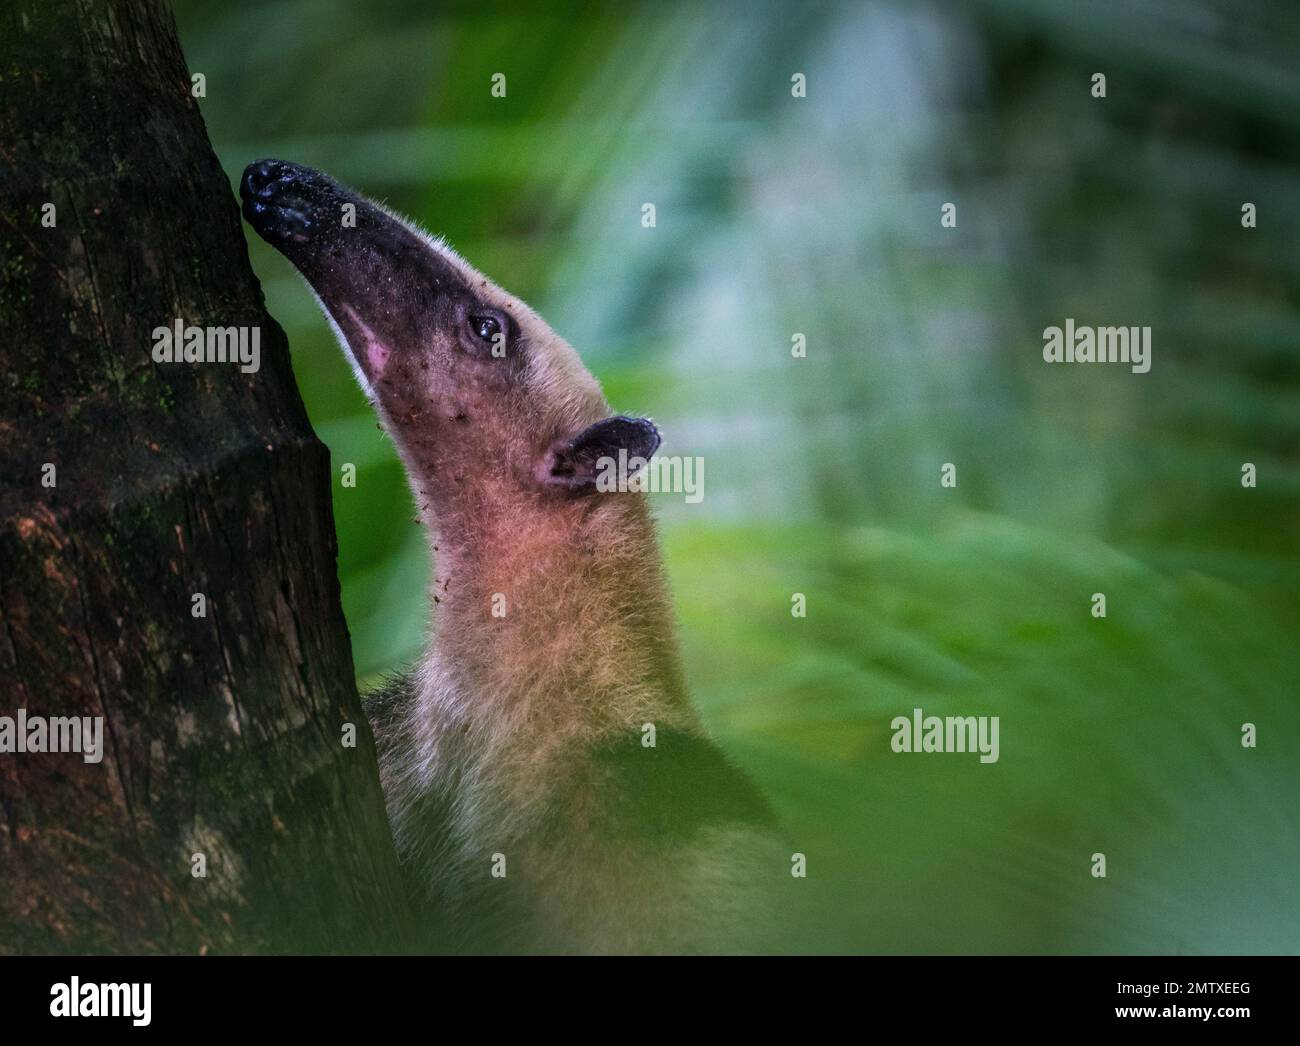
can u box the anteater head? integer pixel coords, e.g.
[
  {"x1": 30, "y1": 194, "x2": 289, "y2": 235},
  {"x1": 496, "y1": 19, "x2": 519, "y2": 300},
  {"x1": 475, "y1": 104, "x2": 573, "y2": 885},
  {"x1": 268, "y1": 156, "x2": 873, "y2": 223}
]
[{"x1": 240, "y1": 160, "x2": 659, "y2": 527}]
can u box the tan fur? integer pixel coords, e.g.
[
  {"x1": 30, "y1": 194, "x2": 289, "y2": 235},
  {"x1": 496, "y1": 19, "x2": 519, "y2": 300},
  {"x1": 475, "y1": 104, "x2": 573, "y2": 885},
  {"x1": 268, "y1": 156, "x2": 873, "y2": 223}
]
[
  {"x1": 364, "y1": 219, "x2": 697, "y2": 767},
  {"x1": 245, "y1": 166, "x2": 781, "y2": 952}
]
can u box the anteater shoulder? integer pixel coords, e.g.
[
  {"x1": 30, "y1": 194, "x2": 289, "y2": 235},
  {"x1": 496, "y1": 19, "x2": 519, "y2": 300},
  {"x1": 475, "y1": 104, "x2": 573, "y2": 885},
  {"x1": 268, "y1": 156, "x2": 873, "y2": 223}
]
[
  {"x1": 361, "y1": 672, "x2": 415, "y2": 756},
  {"x1": 582, "y1": 727, "x2": 777, "y2": 843}
]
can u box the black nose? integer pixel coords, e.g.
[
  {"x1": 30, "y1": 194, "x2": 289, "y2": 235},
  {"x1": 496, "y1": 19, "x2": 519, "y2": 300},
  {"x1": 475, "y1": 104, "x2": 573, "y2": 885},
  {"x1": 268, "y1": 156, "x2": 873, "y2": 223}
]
[{"x1": 241, "y1": 159, "x2": 292, "y2": 201}]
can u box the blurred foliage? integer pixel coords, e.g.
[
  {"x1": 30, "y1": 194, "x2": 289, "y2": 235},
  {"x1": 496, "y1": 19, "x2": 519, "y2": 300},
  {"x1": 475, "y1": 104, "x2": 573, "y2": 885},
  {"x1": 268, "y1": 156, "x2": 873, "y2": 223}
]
[{"x1": 173, "y1": 0, "x2": 1300, "y2": 952}]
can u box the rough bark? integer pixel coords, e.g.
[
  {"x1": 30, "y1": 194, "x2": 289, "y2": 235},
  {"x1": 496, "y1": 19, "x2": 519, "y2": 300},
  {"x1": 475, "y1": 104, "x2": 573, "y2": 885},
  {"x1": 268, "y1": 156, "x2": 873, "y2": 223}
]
[{"x1": 0, "y1": 0, "x2": 410, "y2": 953}]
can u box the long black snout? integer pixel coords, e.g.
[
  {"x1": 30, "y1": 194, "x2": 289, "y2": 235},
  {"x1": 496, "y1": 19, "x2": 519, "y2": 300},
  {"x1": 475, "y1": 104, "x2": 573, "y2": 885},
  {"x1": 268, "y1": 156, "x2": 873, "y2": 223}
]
[
  {"x1": 237, "y1": 160, "x2": 474, "y2": 384},
  {"x1": 239, "y1": 158, "x2": 348, "y2": 244},
  {"x1": 241, "y1": 158, "x2": 292, "y2": 201}
]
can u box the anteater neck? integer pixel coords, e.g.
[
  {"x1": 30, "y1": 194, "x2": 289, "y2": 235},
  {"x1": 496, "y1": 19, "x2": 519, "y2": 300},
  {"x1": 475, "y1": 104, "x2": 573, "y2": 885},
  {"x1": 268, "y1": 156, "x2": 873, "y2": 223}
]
[{"x1": 420, "y1": 491, "x2": 694, "y2": 742}]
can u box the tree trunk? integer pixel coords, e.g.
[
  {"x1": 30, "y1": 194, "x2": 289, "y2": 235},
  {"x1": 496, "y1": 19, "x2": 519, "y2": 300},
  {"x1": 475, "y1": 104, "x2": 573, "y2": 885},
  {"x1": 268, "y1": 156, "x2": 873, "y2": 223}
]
[{"x1": 0, "y1": 0, "x2": 410, "y2": 953}]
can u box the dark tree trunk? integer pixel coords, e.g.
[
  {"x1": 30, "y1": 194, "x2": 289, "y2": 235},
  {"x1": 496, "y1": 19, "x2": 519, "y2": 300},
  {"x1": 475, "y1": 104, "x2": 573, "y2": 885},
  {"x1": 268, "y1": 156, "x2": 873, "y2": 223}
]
[{"x1": 0, "y1": 0, "x2": 410, "y2": 953}]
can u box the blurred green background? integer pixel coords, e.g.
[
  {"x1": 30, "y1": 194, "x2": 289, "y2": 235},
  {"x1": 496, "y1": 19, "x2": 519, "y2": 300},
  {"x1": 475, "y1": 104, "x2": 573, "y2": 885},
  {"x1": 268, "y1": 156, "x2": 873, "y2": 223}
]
[{"x1": 173, "y1": 0, "x2": 1300, "y2": 953}]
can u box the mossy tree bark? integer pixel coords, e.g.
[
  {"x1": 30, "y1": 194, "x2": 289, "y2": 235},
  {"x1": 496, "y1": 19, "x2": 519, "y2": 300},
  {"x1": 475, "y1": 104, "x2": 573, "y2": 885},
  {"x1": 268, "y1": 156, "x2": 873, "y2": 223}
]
[{"x1": 0, "y1": 0, "x2": 410, "y2": 953}]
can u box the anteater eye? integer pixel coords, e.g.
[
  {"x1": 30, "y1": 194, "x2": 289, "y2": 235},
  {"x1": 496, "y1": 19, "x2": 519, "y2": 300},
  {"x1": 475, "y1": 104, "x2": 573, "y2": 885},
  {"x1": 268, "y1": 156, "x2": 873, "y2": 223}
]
[{"x1": 470, "y1": 313, "x2": 502, "y2": 344}]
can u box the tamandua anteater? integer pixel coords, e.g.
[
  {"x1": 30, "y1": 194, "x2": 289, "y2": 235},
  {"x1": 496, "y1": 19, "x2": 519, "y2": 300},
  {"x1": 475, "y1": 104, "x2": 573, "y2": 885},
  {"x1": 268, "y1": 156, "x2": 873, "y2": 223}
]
[{"x1": 241, "y1": 160, "x2": 782, "y2": 953}]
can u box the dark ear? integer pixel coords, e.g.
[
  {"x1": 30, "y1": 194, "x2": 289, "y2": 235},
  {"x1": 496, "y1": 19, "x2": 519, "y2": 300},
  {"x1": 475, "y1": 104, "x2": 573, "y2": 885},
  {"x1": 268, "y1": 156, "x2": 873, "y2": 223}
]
[{"x1": 542, "y1": 416, "x2": 661, "y2": 492}]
